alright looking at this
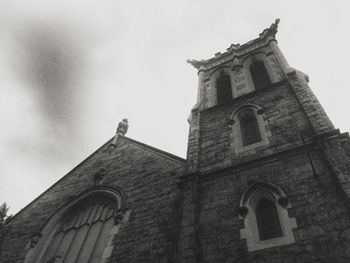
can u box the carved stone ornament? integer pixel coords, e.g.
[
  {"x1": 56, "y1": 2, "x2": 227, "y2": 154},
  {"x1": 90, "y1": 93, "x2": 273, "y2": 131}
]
[
  {"x1": 116, "y1": 118, "x2": 129, "y2": 136},
  {"x1": 257, "y1": 109, "x2": 265, "y2": 115},
  {"x1": 278, "y1": 197, "x2": 289, "y2": 208},
  {"x1": 228, "y1": 119, "x2": 235, "y2": 126},
  {"x1": 259, "y1": 18, "x2": 280, "y2": 39},
  {"x1": 27, "y1": 233, "x2": 42, "y2": 249},
  {"x1": 46, "y1": 253, "x2": 63, "y2": 263},
  {"x1": 186, "y1": 59, "x2": 206, "y2": 69},
  {"x1": 239, "y1": 206, "x2": 249, "y2": 217},
  {"x1": 93, "y1": 168, "x2": 107, "y2": 185},
  {"x1": 114, "y1": 209, "x2": 125, "y2": 224}
]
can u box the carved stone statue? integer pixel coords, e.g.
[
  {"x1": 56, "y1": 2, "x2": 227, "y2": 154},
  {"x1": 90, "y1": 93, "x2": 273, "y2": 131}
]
[
  {"x1": 116, "y1": 118, "x2": 129, "y2": 136},
  {"x1": 108, "y1": 118, "x2": 129, "y2": 153}
]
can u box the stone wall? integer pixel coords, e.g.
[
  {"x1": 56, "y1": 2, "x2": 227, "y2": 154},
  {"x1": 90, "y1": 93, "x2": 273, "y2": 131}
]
[
  {"x1": 196, "y1": 82, "x2": 312, "y2": 173},
  {"x1": 178, "y1": 150, "x2": 350, "y2": 262},
  {"x1": 0, "y1": 137, "x2": 185, "y2": 263}
]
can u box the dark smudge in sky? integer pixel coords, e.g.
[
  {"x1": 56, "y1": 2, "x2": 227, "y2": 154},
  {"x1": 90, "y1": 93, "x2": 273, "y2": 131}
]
[{"x1": 16, "y1": 22, "x2": 86, "y2": 128}]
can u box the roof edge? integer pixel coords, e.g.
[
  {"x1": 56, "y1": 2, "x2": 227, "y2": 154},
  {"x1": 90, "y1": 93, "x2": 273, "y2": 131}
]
[
  {"x1": 8, "y1": 136, "x2": 186, "y2": 223},
  {"x1": 123, "y1": 136, "x2": 186, "y2": 164},
  {"x1": 187, "y1": 18, "x2": 280, "y2": 70}
]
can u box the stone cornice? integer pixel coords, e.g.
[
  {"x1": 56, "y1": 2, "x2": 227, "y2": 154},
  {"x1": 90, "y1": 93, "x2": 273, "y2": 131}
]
[
  {"x1": 181, "y1": 141, "x2": 317, "y2": 183},
  {"x1": 180, "y1": 128, "x2": 344, "y2": 184},
  {"x1": 187, "y1": 19, "x2": 280, "y2": 71}
]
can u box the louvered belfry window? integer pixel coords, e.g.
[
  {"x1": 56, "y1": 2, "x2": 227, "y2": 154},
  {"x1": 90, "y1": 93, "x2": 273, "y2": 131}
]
[
  {"x1": 38, "y1": 195, "x2": 118, "y2": 263},
  {"x1": 216, "y1": 74, "x2": 233, "y2": 105},
  {"x1": 250, "y1": 61, "x2": 271, "y2": 90}
]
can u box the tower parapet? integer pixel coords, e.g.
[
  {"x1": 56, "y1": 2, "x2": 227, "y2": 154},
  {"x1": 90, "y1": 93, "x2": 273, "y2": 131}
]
[{"x1": 187, "y1": 19, "x2": 293, "y2": 111}]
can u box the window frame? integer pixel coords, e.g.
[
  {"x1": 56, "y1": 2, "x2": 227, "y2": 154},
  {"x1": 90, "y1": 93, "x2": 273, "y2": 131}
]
[
  {"x1": 215, "y1": 73, "x2": 233, "y2": 105},
  {"x1": 249, "y1": 60, "x2": 272, "y2": 90},
  {"x1": 256, "y1": 198, "x2": 283, "y2": 240},
  {"x1": 229, "y1": 104, "x2": 270, "y2": 155},
  {"x1": 238, "y1": 110, "x2": 262, "y2": 146},
  {"x1": 24, "y1": 186, "x2": 127, "y2": 263},
  {"x1": 239, "y1": 182, "x2": 297, "y2": 251}
]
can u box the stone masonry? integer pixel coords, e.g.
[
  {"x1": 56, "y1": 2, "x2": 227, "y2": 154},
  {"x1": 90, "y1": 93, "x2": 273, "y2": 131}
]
[{"x1": 2, "y1": 19, "x2": 350, "y2": 263}]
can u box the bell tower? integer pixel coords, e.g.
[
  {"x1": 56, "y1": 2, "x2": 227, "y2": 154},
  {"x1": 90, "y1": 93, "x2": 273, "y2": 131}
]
[
  {"x1": 178, "y1": 19, "x2": 350, "y2": 261},
  {"x1": 185, "y1": 18, "x2": 335, "y2": 174}
]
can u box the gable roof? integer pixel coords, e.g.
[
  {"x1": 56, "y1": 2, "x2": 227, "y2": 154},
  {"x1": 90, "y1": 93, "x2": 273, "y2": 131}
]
[
  {"x1": 123, "y1": 137, "x2": 186, "y2": 164},
  {"x1": 9, "y1": 136, "x2": 186, "y2": 222}
]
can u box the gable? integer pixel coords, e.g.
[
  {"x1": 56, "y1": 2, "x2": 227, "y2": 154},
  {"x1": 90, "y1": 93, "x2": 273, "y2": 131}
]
[{"x1": 2, "y1": 136, "x2": 185, "y2": 261}]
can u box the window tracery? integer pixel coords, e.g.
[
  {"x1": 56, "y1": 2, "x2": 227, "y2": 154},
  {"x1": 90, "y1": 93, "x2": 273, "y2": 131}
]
[{"x1": 24, "y1": 187, "x2": 126, "y2": 263}]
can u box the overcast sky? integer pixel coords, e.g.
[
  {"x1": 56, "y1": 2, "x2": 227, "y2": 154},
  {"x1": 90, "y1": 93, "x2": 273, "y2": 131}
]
[{"x1": 1, "y1": 0, "x2": 349, "y2": 214}]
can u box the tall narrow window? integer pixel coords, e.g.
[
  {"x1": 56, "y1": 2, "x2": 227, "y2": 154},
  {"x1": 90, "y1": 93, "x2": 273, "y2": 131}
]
[
  {"x1": 250, "y1": 61, "x2": 271, "y2": 90},
  {"x1": 256, "y1": 198, "x2": 283, "y2": 240},
  {"x1": 240, "y1": 112, "x2": 261, "y2": 146},
  {"x1": 216, "y1": 74, "x2": 233, "y2": 105}
]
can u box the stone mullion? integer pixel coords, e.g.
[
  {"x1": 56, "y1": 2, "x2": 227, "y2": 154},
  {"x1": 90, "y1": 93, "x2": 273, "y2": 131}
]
[
  {"x1": 38, "y1": 224, "x2": 64, "y2": 263},
  {"x1": 73, "y1": 206, "x2": 97, "y2": 263},
  {"x1": 60, "y1": 212, "x2": 87, "y2": 263}
]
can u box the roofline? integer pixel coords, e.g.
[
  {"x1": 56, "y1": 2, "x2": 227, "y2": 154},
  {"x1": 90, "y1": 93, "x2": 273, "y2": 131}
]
[
  {"x1": 123, "y1": 136, "x2": 186, "y2": 164},
  {"x1": 8, "y1": 137, "x2": 114, "y2": 223},
  {"x1": 187, "y1": 18, "x2": 280, "y2": 70},
  {"x1": 8, "y1": 136, "x2": 186, "y2": 223}
]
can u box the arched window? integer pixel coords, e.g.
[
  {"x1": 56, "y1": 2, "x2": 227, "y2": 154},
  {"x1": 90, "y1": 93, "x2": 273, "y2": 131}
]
[
  {"x1": 25, "y1": 188, "x2": 124, "y2": 263},
  {"x1": 256, "y1": 198, "x2": 283, "y2": 240},
  {"x1": 239, "y1": 110, "x2": 261, "y2": 146},
  {"x1": 239, "y1": 182, "x2": 297, "y2": 251},
  {"x1": 250, "y1": 61, "x2": 271, "y2": 90},
  {"x1": 216, "y1": 74, "x2": 233, "y2": 105}
]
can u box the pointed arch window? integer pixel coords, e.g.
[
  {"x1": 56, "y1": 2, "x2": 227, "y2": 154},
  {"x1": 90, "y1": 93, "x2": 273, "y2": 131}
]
[
  {"x1": 239, "y1": 182, "x2": 297, "y2": 251},
  {"x1": 39, "y1": 196, "x2": 117, "y2": 263},
  {"x1": 216, "y1": 74, "x2": 233, "y2": 105},
  {"x1": 250, "y1": 61, "x2": 271, "y2": 90},
  {"x1": 256, "y1": 198, "x2": 283, "y2": 240},
  {"x1": 239, "y1": 110, "x2": 261, "y2": 146},
  {"x1": 24, "y1": 188, "x2": 125, "y2": 263}
]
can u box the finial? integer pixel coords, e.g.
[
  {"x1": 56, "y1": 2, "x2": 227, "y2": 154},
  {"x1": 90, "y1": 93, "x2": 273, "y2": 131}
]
[
  {"x1": 108, "y1": 118, "x2": 129, "y2": 153},
  {"x1": 259, "y1": 18, "x2": 281, "y2": 38},
  {"x1": 270, "y1": 18, "x2": 280, "y2": 34},
  {"x1": 116, "y1": 118, "x2": 129, "y2": 136}
]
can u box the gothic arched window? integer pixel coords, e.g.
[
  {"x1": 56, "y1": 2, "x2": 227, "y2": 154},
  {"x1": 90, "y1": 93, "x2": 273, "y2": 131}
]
[
  {"x1": 250, "y1": 61, "x2": 271, "y2": 90},
  {"x1": 216, "y1": 74, "x2": 233, "y2": 105},
  {"x1": 25, "y1": 188, "x2": 124, "y2": 263},
  {"x1": 239, "y1": 111, "x2": 261, "y2": 146},
  {"x1": 256, "y1": 198, "x2": 283, "y2": 240},
  {"x1": 239, "y1": 182, "x2": 297, "y2": 251}
]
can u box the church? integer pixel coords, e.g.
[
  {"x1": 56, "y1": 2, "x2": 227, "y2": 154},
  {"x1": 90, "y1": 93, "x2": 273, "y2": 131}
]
[{"x1": 2, "y1": 19, "x2": 350, "y2": 262}]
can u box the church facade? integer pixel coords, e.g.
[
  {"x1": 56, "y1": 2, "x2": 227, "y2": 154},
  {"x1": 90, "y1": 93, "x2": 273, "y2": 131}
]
[{"x1": 2, "y1": 19, "x2": 350, "y2": 262}]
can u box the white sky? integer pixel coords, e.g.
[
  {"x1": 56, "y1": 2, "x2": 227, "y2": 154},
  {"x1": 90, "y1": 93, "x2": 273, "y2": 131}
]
[{"x1": 1, "y1": 0, "x2": 349, "y2": 215}]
